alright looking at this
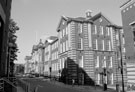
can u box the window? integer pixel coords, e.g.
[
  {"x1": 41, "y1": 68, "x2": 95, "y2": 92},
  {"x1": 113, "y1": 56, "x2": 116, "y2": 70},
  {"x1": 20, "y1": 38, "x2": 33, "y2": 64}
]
[
  {"x1": 102, "y1": 40, "x2": 104, "y2": 50},
  {"x1": 59, "y1": 59, "x2": 62, "y2": 69},
  {"x1": 60, "y1": 44, "x2": 62, "y2": 53},
  {"x1": 123, "y1": 47, "x2": 126, "y2": 53},
  {"x1": 63, "y1": 42, "x2": 65, "y2": 52},
  {"x1": 123, "y1": 38, "x2": 125, "y2": 44},
  {"x1": 66, "y1": 26, "x2": 68, "y2": 35},
  {"x1": 78, "y1": 23, "x2": 82, "y2": 33},
  {"x1": 102, "y1": 56, "x2": 106, "y2": 68},
  {"x1": 99, "y1": 40, "x2": 102, "y2": 50},
  {"x1": 79, "y1": 55, "x2": 83, "y2": 68},
  {"x1": 96, "y1": 39, "x2": 98, "y2": 50},
  {"x1": 66, "y1": 40, "x2": 68, "y2": 51},
  {"x1": 106, "y1": 40, "x2": 110, "y2": 51},
  {"x1": 96, "y1": 73, "x2": 100, "y2": 84},
  {"x1": 81, "y1": 38, "x2": 83, "y2": 49},
  {"x1": 100, "y1": 26, "x2": 103, "y2": 35},
  {"x1": 109, "y1": 57, "x2": 113, "y2": 68},
  {"x1": 62, "y1": 58, "x2": 65, "y2": 69},
  {"x1": 88, "y1": 23, "x2": 92, "y2": 47},
  {"x1": 93, "y1": 39, "x2": 97, "y2": 50},
  {"x1": 95, "y1": 56, "x2": 99, "y2": 68},
  {"x1": 78, "y1": 37, "x2": 83, "y2": 50},
  {"x1": 93, "y1": 25, "x2": 97, "y2": 34},
  {"x1": 63, "y1": 29, "x2": 65, "y2": 37},
  {"x1": 106, "y1": 27, "x2": 110, "y2": 36},
  {"x1": 109, "y1": 40, "x2": 111, "y2": 51},
  {"x1": 110, "y1": 73, "x2": 114, "y2": 84}
]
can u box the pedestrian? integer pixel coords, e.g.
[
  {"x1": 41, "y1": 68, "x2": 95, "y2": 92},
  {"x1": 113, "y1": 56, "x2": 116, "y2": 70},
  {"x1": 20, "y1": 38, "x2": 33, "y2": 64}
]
[{"x1": 72, "y1": 79, "x2": 75, "y2": 87}]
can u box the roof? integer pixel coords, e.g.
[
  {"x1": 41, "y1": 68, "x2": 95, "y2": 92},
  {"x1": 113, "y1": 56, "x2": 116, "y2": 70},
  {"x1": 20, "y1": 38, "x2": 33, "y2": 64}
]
[
  {"x1": 57, "y1": 12, "x2": 120, "y2": 32},
  {"x1": 107, "y1": 24, "x2": 122, "y2": 29},
  {"x1": 120, "y1": 0, "x2": 135, "y2": 9},
  {"x1": 25, "y1": 56, "x2": 32, "y2": 60},
  {"x1": 44, "y1": 36, "x2": 58, "y2": 47},
  {"x1": 120, "y1": 0, "x2": 132, "y2": 8},
  {"x1": 57, "y1": 16, "x2": 93, "y2": 32}
]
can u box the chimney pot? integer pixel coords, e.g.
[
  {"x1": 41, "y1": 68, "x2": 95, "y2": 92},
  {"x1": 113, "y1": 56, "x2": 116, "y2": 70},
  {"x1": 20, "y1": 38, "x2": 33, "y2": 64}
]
[{"x1": 86, "y1": 10, "x2": 92, "y2": 18}]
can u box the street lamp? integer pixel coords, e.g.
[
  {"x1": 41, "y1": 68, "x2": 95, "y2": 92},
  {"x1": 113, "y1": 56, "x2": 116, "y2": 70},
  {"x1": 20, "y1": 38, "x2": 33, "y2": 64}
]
[
  {"x1": 102, "y1": 59, "x2": 107, "y2": 91},
  {"x1": 49, "y1": 67, "x2": 52, "y2": 79}
]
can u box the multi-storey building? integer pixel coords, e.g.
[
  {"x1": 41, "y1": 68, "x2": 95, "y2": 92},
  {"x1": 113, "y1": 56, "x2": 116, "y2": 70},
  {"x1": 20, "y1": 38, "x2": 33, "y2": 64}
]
[
  {"x1": 120, "y1": 0, "x2": 135, "y2": 89},
  {"x1": 28, "y1": 11, "x2": 126, "y2": 88},
  {"x1": 50, "y1": 37, "x2": 59, "y2": 77},
  {"x1": 31, "y1": 45, "x2": 39, "y2": 74},
  {"x1": 43, "y1": 36, "x2": 58, "y2": 77},
  {"x1": 37, "y1": 40, "x2": 44, "y2": 75},
  {"x1": 0, "y1": 0, "x2": 12, "y2": 77},
  {"x1": 56, "y1": 11, "x2": 126, "y2": 86},
  {"x1": 31, "y1": 40, "x2": 44, "y2": 75},
  {"x1": 24, "y1": 56, "x2": 32, "y2": 74}
]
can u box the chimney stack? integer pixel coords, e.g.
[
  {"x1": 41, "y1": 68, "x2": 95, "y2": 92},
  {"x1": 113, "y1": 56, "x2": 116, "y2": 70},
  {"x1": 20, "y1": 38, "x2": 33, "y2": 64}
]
[{"x1": 86, "y1": 10, "x2": 92, "y2": 18}]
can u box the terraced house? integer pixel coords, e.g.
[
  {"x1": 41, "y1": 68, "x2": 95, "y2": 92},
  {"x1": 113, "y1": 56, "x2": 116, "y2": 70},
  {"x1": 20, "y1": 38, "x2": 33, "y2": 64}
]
[
  {"x1": 43, "y1": 36, "x2": 58, "y2": 77},
  {"x1": 28, "y1": 11, "x2": 126, "y2": 87}
]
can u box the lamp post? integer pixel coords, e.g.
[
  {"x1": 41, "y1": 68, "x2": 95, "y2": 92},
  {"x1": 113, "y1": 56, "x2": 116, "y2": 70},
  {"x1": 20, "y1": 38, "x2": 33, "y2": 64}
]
[
  {"x1": 118, "y1": 29, "x2": 125, "y2": 92},
  {"x1": 103, "y1": 67, "x2": 107, "y2": 91},
  {"x1": 102, "y1": 59, "x2": 107, "y2": 91},
  {"x1": 49, "y1": 67, "x2": 52, "y2": 79}
]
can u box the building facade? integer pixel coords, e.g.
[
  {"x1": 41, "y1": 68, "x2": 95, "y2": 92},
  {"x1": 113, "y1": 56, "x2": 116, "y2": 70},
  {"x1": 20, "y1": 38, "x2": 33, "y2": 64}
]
[
  {"x1": 0, "y1": 0, "x2": 12, "y2": 77},
  {"x1": 56, "y1": 12, "x2": 126, "y2": 85},
  {"x1": 24, "y1": 56, "x2": 32, "y2": 74},
  {"x1": 43, "y1": 36, "x2": 58, "y2": 77},
  {"x1": 120, "y1": 0, "x2": 135, "y2": 89},
  {"x1": 28, "y1": 11, "x2": 126, "y2": 87},
  {"x1": 50, "y1": 38, "x2": 59, "y2": 77}
]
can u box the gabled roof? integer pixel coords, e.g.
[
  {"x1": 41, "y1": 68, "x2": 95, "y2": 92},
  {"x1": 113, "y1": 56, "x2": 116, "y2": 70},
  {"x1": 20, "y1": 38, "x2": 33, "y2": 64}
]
[
  {"x1": 57, "y1": 16, "x2": 93, "y2": 32},
  {"x1": 56, "y1": 16, "x2": 68, "y2": 32},
  {"x1": 120, "y1": 0, "x2": 133, "y2": 9},
  {"x1": 44, "y1": 36, "x2": 58, "y2": 47},
  {"x1": 57, "y1": 12, "x2": 120, "y2": 32},
  {"x1": 25, "y1": 56, "x2": 32, "y2": 60},
  {"x1": 90, "y1": 12, "x2": 113, "y2": 24}
]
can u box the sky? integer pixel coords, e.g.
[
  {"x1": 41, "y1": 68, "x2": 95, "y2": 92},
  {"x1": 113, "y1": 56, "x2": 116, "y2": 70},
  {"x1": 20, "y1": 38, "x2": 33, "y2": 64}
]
[{"x1": 11, "y1": 0, "x2": 127, "y2": 64}]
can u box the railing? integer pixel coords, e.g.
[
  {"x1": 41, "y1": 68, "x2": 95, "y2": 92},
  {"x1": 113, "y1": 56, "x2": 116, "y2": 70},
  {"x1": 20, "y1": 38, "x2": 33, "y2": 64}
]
[
  {"x1": 17, "y1": 78, "x2": 30, "y2": 92},
  {"x1": 0, "y1": 78, "x2": 4, "y2": 92},
  {"x1": 0, "y1": 77, "x2": 17, "y2": 92}
]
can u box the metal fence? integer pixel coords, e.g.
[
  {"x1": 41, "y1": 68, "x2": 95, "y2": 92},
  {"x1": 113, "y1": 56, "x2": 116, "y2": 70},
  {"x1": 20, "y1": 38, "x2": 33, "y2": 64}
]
[
  {"x1": 17, "y1": 78, "x2": 30, "y2": 92},
  {"x1": 0, "y1": 78, "x2": 4, "y2": 92},
  {"x1": 0, "y1": 77, "x2": 17, "y2": 92}
]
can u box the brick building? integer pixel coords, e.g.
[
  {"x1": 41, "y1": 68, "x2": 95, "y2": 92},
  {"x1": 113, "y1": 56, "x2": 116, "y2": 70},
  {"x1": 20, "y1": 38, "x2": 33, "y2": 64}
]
[
  {"x1": 43, "y1": 36, "x2": 58, "y2": 77},
  {"x1": 28, "y1": 11, "x2": 126, "y2": 87},
  {"x1": 24, "y1": 56, "x2": 32, "y2": 74},
  {"x1": 120, "y1": 0, "x2": 135, "y2": 88},
  {"x1": 56, "y1": 11, "x2": 126, "y2": 85}
]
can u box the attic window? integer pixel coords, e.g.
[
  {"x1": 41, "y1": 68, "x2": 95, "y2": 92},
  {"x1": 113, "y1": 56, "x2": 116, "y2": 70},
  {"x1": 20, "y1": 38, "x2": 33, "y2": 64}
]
[{"x1": 99, "y1": 18, "x2": 102, "y2": 22}]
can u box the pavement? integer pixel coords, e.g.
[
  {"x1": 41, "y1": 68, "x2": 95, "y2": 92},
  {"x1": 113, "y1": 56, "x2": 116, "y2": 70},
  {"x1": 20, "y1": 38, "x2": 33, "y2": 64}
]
[
  {"x1": 17, "y1": 86, "x2": 25, "y2": 92},
  {"x1": 44, "y1": 79, "x2": 116, "y2": 92},
  {"x1": 18, "y1": 77, "x2": 117, "y2": 92}
]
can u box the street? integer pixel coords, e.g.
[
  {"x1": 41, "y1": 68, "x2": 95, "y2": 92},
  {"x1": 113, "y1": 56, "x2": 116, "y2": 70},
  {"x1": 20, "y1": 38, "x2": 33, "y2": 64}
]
[
  {"x1": 23, "y1": 78, "x2": 83, "y2": 92},
  {"x1": 21, "y1": 77, "x2": 116, "y2": 92}
]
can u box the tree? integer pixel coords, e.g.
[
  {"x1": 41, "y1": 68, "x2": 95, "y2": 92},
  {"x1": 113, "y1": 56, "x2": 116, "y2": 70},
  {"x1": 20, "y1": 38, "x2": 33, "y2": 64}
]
[{"x1": 8, "y1": 19, "x2": 19, "y2": 77}]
